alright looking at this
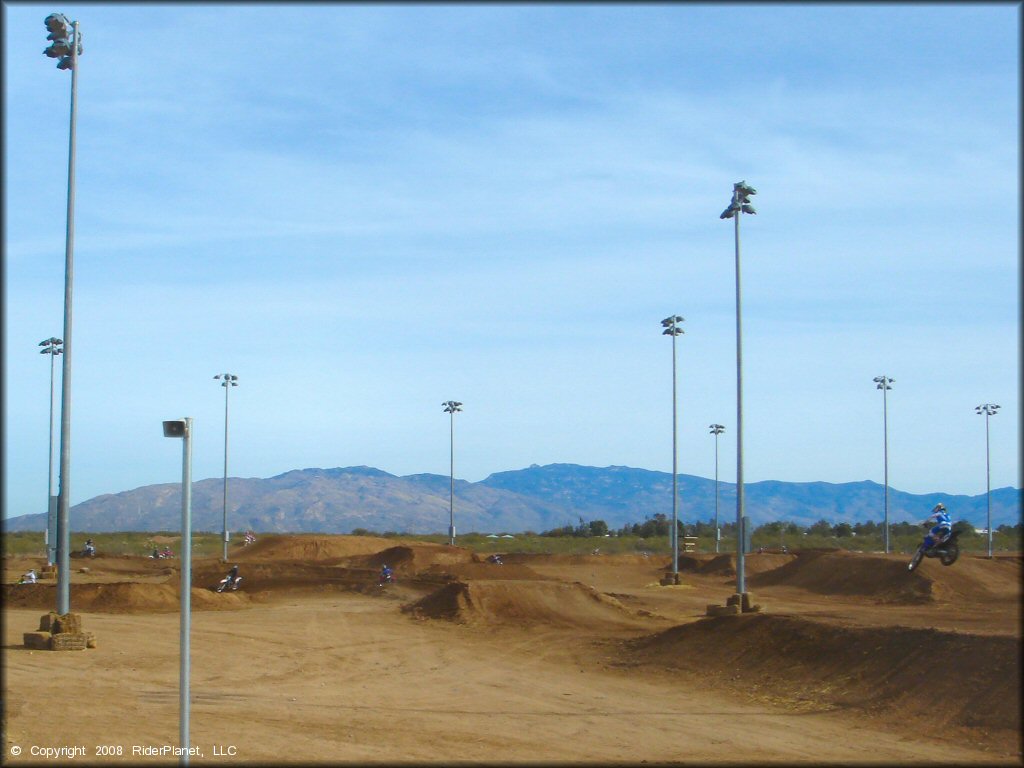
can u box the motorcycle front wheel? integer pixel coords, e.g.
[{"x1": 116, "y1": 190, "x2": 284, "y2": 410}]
[
  {"x1": 940, "y1": 542, "x2": 960, "y2": 566},
  {"x1": 908, "y1": 547, "x2": 924, "y2": 572}
]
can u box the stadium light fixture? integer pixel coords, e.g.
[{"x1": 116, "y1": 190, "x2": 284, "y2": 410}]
[
  {"x1": 163, "y1": 417, "x2": 193, "y2": 765},
  {"x1": 442, "y1": 401, "x2": 463, "y2": 546},
  {"x1": 709, "y1": 424, "x2": 725, "y2": 553},
  {"x1": 662, "y1": 315, "x2": 684, "y2": 578},
  {"x1": 720, "y1": 180, "x2": 756, "y2": 595},
  {"x1": 873, "y1": 376, "x2": 894, "y2": 553},
  {"x1": 214, "y1": 374, "x2": 239, "y2": 562},
  {"x1": 43, "y1": 11, "x2": 83, "y2": 616},
  {"x1": 39, "y1": 338, "x2": 63, "y2": 566},
  {"x1": 975, "y1": 404, "x2": 1000, "y2": 558}
]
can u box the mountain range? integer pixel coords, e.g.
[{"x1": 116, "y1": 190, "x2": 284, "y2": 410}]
[{"x1": 4, "y1": 463, "x2": 1020, "y2": 535}]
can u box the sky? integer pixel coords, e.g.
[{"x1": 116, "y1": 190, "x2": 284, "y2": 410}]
[{"x1": 2, "y1": 3, "x2": 1020, "y2": 521}]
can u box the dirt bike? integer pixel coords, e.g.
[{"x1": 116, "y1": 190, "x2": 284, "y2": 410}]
[
  {"x1": 215, "y1": 575, "x2": 242, "y2": 592},
  {"x1": 907, "y1": 529, "x2": 961, "y2": 572},
  {"x1": 377, "y1": 571, "x2": 395, "y2": 587}
]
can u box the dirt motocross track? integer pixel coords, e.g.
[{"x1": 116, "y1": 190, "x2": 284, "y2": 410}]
[{"x1": 3, "y1": 536, "x2": 1020, "y2": 764}]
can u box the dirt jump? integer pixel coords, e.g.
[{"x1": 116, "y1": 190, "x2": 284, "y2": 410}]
[{"x1": 3, "y1": 537, "x2": 1020, "y2": 764}]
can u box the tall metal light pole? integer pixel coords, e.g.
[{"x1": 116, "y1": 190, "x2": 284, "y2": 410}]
[
  {"x1": 43, "y1": 12, "x2": 83, "y2": 616},
  {"x1": 163, "y1": 418, "x2": 193, "y2": 766},
  {"x1": 720, "y1": 180, "x2": 756, "y2": 594},
  {"x1": 709, "y1": 424, "x2": 725, "y2": 554},
  {"x1": 214, "y1": 374, "x2": 238, "y2": 562},
  {"x1": 661, "y1": 315, "x2": 684, "y2": 576},
  {"x1": 39, "y1": 338, "x2": 63, "y2": 566},
  {"x1": 874, "y1": 376, "x2": 894, "y2": 553},
  {"x1": 442, "y1": 401, "x2": 462, "y2": 546},
  {"x1": 975, "y1": 403, "x2": 1000, "y2": 558}
]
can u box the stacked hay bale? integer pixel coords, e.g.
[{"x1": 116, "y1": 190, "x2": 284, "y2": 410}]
[
  {"x1": 706, "y1": 592, "x2": 763, "y2": 617},
  {"x1": 23, "y1": 612, "x2": 95, "y2": 651}
]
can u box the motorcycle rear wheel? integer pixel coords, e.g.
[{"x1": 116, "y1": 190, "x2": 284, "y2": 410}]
[
  {"x1": 908, "y1": 548, "x2": 924, "y2": 572},
  {"x1": 940, "y1": 542, "x2": 960, "y2": 566}
]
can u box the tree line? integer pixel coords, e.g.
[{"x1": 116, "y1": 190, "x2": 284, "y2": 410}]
[{"x1": 536, "y1": 514, "x2": 1022, "y2": 540}]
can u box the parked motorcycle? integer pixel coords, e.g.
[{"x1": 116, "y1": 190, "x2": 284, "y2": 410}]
[{"x1": 908, "y1": 529, "x2": 961, "y2": 572}]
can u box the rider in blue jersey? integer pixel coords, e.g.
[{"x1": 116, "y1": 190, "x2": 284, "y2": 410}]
[{"x1": 922, "y1": 503, "x2": 952, "y2": 550}]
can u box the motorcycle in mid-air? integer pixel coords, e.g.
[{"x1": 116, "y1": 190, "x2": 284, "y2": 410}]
[
  {"x1": 215, "y1": 575, "x2": 243, "y2": 592},
  {"x1": 377, "y1": 566, "x2": 395, "y2": 588},
  {"x1": 907, "y1": 528, "x2": 961, "y2": 572}
]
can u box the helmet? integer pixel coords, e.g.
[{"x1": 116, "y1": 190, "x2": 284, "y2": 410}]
[{"x1": 933, "y1": 503, "x2": 946, "y2": 513}]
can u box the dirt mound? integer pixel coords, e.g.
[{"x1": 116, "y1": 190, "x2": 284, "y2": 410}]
[
  {"x1": 2, "y1": 582, "x2": 248, "y2": 613},
  {"x1": 697, "y1": 552, "x2": 797, "y2": 576},
  {"x1": 744, "y1": 549, "x2": 1006, "y2": 604},
  {"x1": 628, "y1": 613, "x2": 1021, "y2": 739},
  {"x1": 404, "y1": 580, "x2": 641, "y2": 628},
  {"x1": 923, "y1": 553, "x2": 1023, "y2": 601},
  {"x1": 350, "y1": 544, "x2": 475, "y2": 573},
  {"x1": 419, "y1": 562, "x2": 549, "y2": 581},
  {"x1": 501, "y1": 553, "x2": 658, "y2": 567},
  {"x1": 234, "y1": 534, "x2": 404, "y2": 562},
  {"x1": 190, "y1": 561, "x2": 370, "y2": 594}
]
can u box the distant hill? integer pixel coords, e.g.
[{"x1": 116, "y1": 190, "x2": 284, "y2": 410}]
[
  {"x1": 4, "y1": 463, "x2": 1020, "y2": 535},
  {"x1": 480, "y1": 464, "x2": 1021, "y2": 530}
]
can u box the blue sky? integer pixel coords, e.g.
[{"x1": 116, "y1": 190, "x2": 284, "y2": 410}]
[{"x1": 3, "y1": 3, "x2": 1020, "y2": 521}]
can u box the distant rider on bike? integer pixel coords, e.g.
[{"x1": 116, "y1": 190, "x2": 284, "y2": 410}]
[
  {"x1": 380, "y1": 564, "x2": 393, "y2": 584},
  {"x1": 225, "y1": 564, "x2": 239, "y2": 587},
  {"x1": 922, "y1": 503, "x2": 952, "y2": 551}
]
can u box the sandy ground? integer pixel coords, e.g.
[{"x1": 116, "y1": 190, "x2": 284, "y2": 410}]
[{"x1": 2, "y1": 537, "x2": 1020, "y2": 765}]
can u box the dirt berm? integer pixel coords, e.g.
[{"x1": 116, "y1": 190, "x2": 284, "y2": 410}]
[
  {"x1": 686, "y1": 552, "x2": 796, "y2": 576},
  {"x1": 627, "y1": 613, "x2": 1021, "y2": 746},
  {"x1": 2, "y1": 582, "x2": 248, "y2": 613},
  {"x1": 344, "y1": 544, "x2": 475, "y2": 573},
  {"x1": 232, "y1": 533, "x2": 407, "y2": 562},
  {"x1": 404, "y1": 579, "x2": 646, "y2": 629},
  {"x1": 500, "y1": 552, "x2": 657, "y2": 566},
  {"x1": 747, "y1": 549, "x2": 1021, "y2": 604}
]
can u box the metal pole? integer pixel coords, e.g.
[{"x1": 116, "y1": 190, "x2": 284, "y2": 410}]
[
  {"x1": 985, "y1": 411, "x2": 992, "y2": 558},
  {"x1": 222, "y1": 383, "x2": 229, "y2": 562},
  {"x1": 734, "y1": 210, "x2": 745, "y2": 594},
  {"x1": 882, "y1": 383, "x2": 889, "y2": 554},
  {"x1": 46, "y1": 346, "x2": 58, "y2": 566},
  {"x1": 670, "y1": 341, "x2": 677, "y2": 565},
  {"x1": 55, "y1": 20, "x2": 80, "y2": 617},
  {"x1": 180, "y1": 418, "x2": 193, "y2": 766},
  {"x1": 449, "y1": 410, "x2": 455, "y2": 546},
  {"x1": 714, "y1": 431, "x2": 720, "y2": 554}
]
